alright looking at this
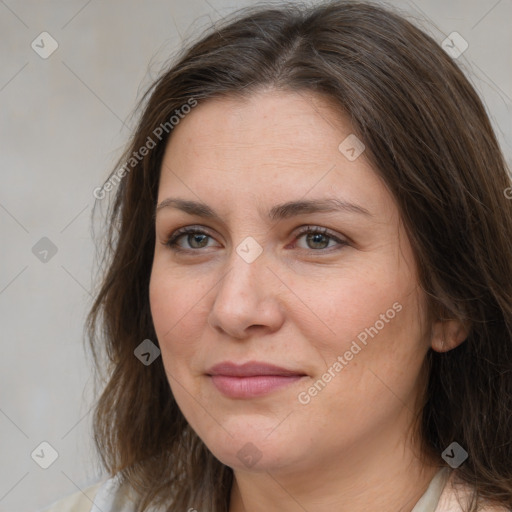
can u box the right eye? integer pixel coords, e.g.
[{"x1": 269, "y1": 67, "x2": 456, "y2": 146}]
[{"x1": 163, "y1": 226, "x2": 221, "y2": 252}]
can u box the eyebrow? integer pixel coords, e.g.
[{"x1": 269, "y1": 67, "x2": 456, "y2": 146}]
[{"x1": 155, "y1": 197, "x2": 372, "y2": 221}]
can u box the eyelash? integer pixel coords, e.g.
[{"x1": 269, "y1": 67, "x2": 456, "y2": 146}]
[{"x1": 163, "y1": 225, "x2": 348, "y2": 254}]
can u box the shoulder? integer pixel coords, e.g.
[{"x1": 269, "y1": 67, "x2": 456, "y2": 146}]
[
  {"x1": 39, "y1": 480, "x2": 105, "y2": 512},
  {"x1": 39, "y1": 475, "x2": 140, "y2": 512},
  {"x1": 435, "y1": 471, "x2": 509, "y2": 512}
]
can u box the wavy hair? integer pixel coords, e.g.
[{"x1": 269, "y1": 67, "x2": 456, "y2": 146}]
[{"x1": 87, "y1": 1, "x2": 512, "y2": 510}]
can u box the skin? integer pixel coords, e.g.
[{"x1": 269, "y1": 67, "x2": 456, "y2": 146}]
[{"x1": 149, "y1": 89, "x2": 468, "y2": 512}]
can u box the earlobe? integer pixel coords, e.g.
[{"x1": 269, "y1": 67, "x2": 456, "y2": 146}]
[{"x1": 430, "y1": 318, "x2": 470, "y2": 352}]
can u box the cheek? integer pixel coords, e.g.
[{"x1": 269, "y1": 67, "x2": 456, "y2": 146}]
[
  {"x1": 283, "y1": 258, "x2": 414, "y2": 352},
  {"x1": 288, "y1": 257, "x2": 427, "y2": 401},
  {"x1": 316, "y1": 284, "x2": 426, "y2": 420},
  {"x1": 149, "y1": 263, "x2": 211, "y2": 372}
]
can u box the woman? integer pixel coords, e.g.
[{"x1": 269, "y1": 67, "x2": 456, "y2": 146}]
[{"x1": 42, "y1": 1, "x2": 512, "y2": 511}]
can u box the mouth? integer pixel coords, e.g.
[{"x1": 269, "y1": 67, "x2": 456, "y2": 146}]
[{"x1": 206, "y1": 361, "x2": 308, "y2": 399}]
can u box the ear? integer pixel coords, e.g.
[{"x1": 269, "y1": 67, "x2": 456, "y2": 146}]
[{"x1": 430, "y1": 318, "x2": 470, "y2": 352}]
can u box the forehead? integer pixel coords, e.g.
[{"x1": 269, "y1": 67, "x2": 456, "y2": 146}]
[
  {"x1": 164, "y1": 89, "x2": 350, "y2": 166},
  {"x1": 157, "y1": 89, "x2": 395, "y2": 224}
]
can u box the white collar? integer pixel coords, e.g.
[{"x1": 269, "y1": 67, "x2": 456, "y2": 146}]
[{"x1": 411, "y1": 468, "x2": 452, "y2": 512}]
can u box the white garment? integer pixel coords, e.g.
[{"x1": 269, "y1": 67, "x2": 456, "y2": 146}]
[
  {"x1": 411, "y1": 467, "x2": 451, "y2": 512},
  {"x1": 39, "y1": 467, "x2": 508, "y2": 512}
]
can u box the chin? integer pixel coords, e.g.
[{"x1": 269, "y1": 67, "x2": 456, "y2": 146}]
[
  {"x1": 208, "y1": 441, "x2": 288, "y2": 472},
  {"x1": 195, "y1": 417, "x2": 301, "y2": 472}
]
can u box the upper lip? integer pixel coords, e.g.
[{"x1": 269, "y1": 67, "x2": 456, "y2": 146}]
[{"x1": 206, "y1": 361, "x2": 306, "y2": 377}]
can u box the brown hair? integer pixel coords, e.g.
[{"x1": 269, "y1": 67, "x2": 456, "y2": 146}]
[{"x1": 87, "y1": 1, "x2": 512, "y2": 510}]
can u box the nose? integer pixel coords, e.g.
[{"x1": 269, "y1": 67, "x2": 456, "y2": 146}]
[{"x1": 207, "y1": 247, "x2": 285, "y2": 340}]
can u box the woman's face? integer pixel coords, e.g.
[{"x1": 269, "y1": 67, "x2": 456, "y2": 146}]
[{"x1": 150, "y1": 89, "x2": 431, "y2": 475}]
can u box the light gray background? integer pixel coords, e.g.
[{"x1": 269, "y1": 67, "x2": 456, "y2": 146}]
[{"x1": 1, "y1": 0, "x2": 510, "y2": 511}]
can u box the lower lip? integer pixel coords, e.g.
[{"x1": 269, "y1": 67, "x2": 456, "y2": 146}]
[{"x1": 210, "y1": 375, "x2": 304, "y2": 398}]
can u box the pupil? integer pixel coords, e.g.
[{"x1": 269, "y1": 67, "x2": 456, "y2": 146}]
[
  {"x1": 308, "y1": 233, "x2": 328, "y2": 249},
  {"x1": 190, "y1": 234, "x2": 207, "y2": 248}
]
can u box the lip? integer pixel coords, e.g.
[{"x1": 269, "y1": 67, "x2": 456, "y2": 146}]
[
  {"x1": 206, "y1": 361, "x2": 307, "y2": 399},
  {"x1": 207, "y1": 361, "x2": 305, "y2": 377}
]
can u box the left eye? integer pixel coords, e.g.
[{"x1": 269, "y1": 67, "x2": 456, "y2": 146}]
[{"x1": 293, "y1": 228, "x2": 345, "y2": 250}]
